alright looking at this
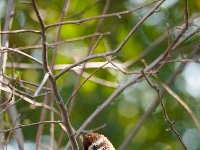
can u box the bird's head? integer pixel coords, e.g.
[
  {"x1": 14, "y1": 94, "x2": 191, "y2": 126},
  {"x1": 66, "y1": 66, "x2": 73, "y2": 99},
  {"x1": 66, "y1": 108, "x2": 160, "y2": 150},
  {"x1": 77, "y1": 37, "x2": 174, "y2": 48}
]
[{"x1": 83, "y1": 132, "x2": 115, "y2": 150}]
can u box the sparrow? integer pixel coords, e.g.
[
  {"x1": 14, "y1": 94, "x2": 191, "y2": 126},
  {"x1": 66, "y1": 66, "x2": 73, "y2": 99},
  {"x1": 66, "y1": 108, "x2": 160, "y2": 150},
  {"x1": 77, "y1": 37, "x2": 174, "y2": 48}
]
[{"x1": 83, "y1": 132, "x2": 115, "y2": 150}]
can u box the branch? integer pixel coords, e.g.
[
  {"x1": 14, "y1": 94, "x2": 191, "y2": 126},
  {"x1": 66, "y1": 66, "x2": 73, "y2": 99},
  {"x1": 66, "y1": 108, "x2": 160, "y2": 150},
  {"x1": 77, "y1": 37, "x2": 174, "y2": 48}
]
[
  {"x1": 0, "y1": 86, "x2": 61, "y2": 116},
  {"x1": 0, "y1": 121, "x2": 63, "y2": 133},
  {"x1": 155, "y1": 78, "x2": 200, "y2": 131},
  {"x1": 46, "y1": 0, "x2": 160, "y2": 29},
  {"x1": 16, "y1": 32, "x2": 110, "y2": 51},
  {"x1": 31, "y1": 0, "x2": 79, "y2": 149},
  {"x1": 56, "y1": 0, "x2": 166, "y2": 80},
  {"x1": 118, "y1": 46, "x2": 199, "y2": 150},
  {"x1": 141, "y1": 70, "x2": 187, "y2": 149},
  {"x1": 1, "y1": 47, "x2": 42, "y2": 65},
  {"x1": 0, "y1": 29, "x2": 41, "y2": 34}
]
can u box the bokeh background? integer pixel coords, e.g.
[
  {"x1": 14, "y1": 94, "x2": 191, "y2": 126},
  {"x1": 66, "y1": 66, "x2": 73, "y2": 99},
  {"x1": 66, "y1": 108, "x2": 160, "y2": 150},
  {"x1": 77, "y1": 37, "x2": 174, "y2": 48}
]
[{"x1": 1, "y1": 0, "x2": 200, "y2": 149}]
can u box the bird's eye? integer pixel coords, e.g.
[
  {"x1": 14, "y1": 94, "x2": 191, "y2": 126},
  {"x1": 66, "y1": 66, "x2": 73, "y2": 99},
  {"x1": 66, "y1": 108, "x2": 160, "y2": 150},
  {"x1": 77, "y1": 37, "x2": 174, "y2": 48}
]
[{"x1": 92, "y1": 144, "x2": 98, "y2": 149}]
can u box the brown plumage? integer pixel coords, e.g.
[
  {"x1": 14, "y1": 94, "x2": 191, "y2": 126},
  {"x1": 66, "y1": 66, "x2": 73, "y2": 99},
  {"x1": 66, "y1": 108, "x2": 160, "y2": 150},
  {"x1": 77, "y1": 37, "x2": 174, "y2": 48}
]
[{"x1": 83, "y1": 132, "x2": 115, "y2": 150}]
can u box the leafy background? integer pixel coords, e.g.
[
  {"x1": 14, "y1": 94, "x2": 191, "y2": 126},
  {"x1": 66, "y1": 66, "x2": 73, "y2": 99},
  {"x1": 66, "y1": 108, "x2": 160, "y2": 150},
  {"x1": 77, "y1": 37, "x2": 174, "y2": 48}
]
[{"x1": 1, "y1": 0, "x2": 200, "y2": 150}]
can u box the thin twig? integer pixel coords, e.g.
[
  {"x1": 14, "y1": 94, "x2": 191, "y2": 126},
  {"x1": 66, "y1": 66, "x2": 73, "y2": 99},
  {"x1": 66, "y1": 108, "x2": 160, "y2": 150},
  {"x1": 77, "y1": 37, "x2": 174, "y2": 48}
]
[
  {"x1": 56, "y1": 0, "x2": 166, "y2": 80},
  {"x1": 70, "y1": 0, "x2": 100, "y2": 18},
  {"x1": 170, "y1": 0, "x2": 189, "y2": 49},
  {"x1": 67, "y1": 0, "x2": 111, "y2": 122},
  {"x1": 83, "y1": 124, "x2": 106, "y2": 133},
  {"x1": 118, "y1": 46, "x2": 199, "y2": 150},
  {"x1": 1, "y1": 47, "x2": 42, "y2": 65},
  {"x1": 141, "y1": 70, "x2": 187, "y2": 149},
  {"x1": 31, "y1": 0, "x2": 79, "y2": 149},
  {"x1": 66, "y1": 61, "x2": 110, "y2": 106},
  {"x1": 6, "y1": 114, "x2": 21, "y2": 142},
  {"x1": 67, "y1": 0, "x2": 165, "y2": 136},
  {"x1": 0, "y1": 91, "x2": 13, "y2": 107},
  {"x1": 0, "y1": 29, "x2": 41, "y2": 34},
  {"x1": 104, "y1": 56, "x2": 158, "y2": 75},
  {"x1": 0, "y1": 86, "x2": 61, "y2": 116},
  {"x1": 49, "y1": 1, "x2": 70, "y2": 149},
  {"x1": 0, "y1": 121, "x2": 63, "y2": 133},
  {"x1": 46, "y1": 0, "x2": 161, "y2": 29},
  {"x1": 0, "y1": 97, "x2": 23, "y2": 115},
  {"x1": 90, "y1": 34, "x2": 103, "y2": 55},
  {"x1": 1, "y1": 72, "x2": 51, "y2": 92},
  {"x1": 33, "y1": 72, "x2": 50, "y2": 97},
  {"x1": 74, "y1": 69, "x2": 119, "y2": 88},
  {"x1": 155, "y1": 77, "x2": 200, "y2": 131},
  {"x1": 17, "y1": 32, "x2": 110, "y2": 51}
]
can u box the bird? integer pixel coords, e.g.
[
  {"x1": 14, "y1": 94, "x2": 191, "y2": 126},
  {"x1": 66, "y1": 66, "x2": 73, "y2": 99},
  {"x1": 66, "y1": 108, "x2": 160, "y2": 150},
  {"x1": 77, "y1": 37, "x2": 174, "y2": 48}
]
[{"x1": 83, "y1": 132, "x2": 115, "y2": 150}]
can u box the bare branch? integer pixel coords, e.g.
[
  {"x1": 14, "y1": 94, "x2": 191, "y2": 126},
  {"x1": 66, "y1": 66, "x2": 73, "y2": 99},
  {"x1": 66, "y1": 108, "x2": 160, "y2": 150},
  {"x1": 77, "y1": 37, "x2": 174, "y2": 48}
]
[
  {"x1": 1, "y1": 47, "x2": 42, "y2": 65},
  {"x1": 0, "y1": 86, "x2": 61, "y2": 116},
  {"x1": 46, "y1": 0, "x2": 160, "y2": 29},
  {"x1": 141, "y1": 70, "x2": 187, "y2": 149},
  {"x1": 56, "y1": 0, "x2": 166, "y2": 80},
  {"x1": 33, "y1": 72, "x2": 50, "y2": 97},
  {"x1": 66, "y1": 62, "x2": 110, "y2": 106},
  {"x1": 0, "y1": 29, "x2": 41, "y2": 34},
  {"x1": 31, "y1": 0, "x2": 79, "y2": 149},
  {"x1": 156, "y1": 78, "x2": 200, "y2": 131},
  {"x1": 0, "y1": 121, "x2": 63, "y2": 133},
  {"x1": 118, "y1": 46, "x2": 199, "y2": 150}
]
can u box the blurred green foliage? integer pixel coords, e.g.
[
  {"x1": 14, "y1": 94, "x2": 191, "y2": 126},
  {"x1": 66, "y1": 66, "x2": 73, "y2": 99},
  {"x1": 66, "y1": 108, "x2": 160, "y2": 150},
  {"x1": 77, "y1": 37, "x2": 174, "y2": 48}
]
[{"x1": 1, "y1": 0, "x2": 200, "y2": 149}]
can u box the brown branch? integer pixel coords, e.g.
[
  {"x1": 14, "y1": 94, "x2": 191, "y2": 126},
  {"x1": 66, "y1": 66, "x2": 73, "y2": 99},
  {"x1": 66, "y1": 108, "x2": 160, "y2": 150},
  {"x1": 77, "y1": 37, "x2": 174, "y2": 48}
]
[
  {"x1": 170, "y1": 0, "x2": 189, "y2": 49},
  {"x1": 141, "y1": 70, "x2": 187, "y2": 149},
  {"x1": 74, "y1": 69, "x2": 119, "y2": 88},
  {"x1": 6, "y1": 114, "x2": 21, "y2": 142},
  {"x1": 0, "y1": 86, "x2": 61, "y2": 116},
  {"x1": 1, "y1": 47, "x2": 43, "y2": 65},
  {"x1": 46, "y1": 0, "x2": 160, "y2": 29},
  {"x1": 66, "y1": 61, "x2": 110, "y2": 106},
  {"x1": 1, "y1": 72, "x2": 51, "y2": 92},
  {"x1": 0, "y1": 29, "x2": 41, "y2": 34},
  {"x1": 31, "y1": 0, "x2": 79, "y2": 149},
  {"x1": 65, "y1": 0, "x2": 165, "y2": 137},
  {"x1": 104, "y1": 56, "x2": 158, "y2": 75},
  {"x1": 33, "y1": 73, "x2": 50, "y2": 97},
  {"x1": 48, "y1": 1, "x2": 70, "y2": 149},
  {"x1": 69, "y1": 0, "x2": 100, "y2": 18},
  {"x1": 0, "y1": 91, "x2": 13, "y2": 107},
  {"x1": 17, "y1": 32, "x2": 110, "y2": 51},
  {"x1": 67, "y1": 1, "x2": 112, "y2": 128},
  {"x1": 0, "y1": 121, "x2": 63, "y2": 133},
  {"x1": 56, "y1": 0, "x2": 166, "y2": 80},
  {"x1": 0, "y1": 97, "x2": 23, "y2": 115},
  {"x1": 155, "y1": 77, "x2": 200, "y2": 131},
  {"x1": 83, "y1": 124, "x2": 106, "y2": 133},
  {"x1": 89, "y1": 34, "x2": 103, "y2": 55},
  {"x1": 118, "y1": 46, "x2": 199, "y2": 150}
]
